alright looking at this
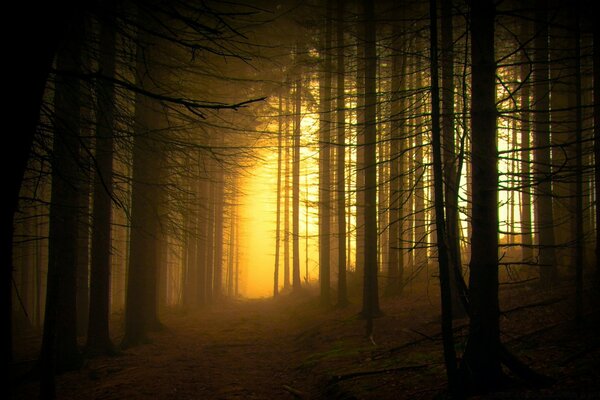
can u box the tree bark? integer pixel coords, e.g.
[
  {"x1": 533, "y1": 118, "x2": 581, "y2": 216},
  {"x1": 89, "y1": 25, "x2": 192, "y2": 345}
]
[
  {"x1": 460, "y1": 0, "x2": 502, "y2": 391},
  {"x1": 319, "y1": 2, "x2": 332, "y2": 305},
  {"x1": 360, "y1": 0, "x2": 381, "y2": 335},
  {"x1": 40, "y1": 17, "x2": 84, "y2": 397},
  {"x1": 86, "y1": 3, "x2": 117, "y2": 355},
  {"x1": 430, "y1": 0, "x2": 459, "y2": 393},
  {"x1": 293, "y1": 74, "x2": 302, "y2": 292},
  {"x1": 533, "y1": 0, "x2": 557, "y2": 289},
  {"x1": 336, "y1": 0, "x2": 348, "y2": 307}
]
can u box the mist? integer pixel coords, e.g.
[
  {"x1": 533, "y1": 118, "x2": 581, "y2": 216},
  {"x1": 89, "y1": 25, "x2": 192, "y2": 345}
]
[{"x1": 7, "y1": 0, "x2": 600, "y2": 398}]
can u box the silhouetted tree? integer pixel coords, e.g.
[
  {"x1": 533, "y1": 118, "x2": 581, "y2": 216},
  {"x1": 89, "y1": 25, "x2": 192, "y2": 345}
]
[
  {"x1": 86, "y1": 2, "x2": 117, "y2": 356},
  {"x1": 360, "y1": 0, "x2": 381, "y2": 337},
  {"x1": 460, "y1": 0, "x2": 502, "y2": 391}
]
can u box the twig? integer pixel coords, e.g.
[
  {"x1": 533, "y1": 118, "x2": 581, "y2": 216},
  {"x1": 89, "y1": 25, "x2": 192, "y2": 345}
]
[
  {"x1": 282, "y1": 385, "x2": 305, "y2": 399},
  {"x1": 330, "y1": 364, "x2": 429, "y2": 383}
]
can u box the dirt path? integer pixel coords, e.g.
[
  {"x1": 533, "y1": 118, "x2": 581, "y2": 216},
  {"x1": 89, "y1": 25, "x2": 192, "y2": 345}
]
[
  {"x1": 12, "y1": 286, "x2": 600, "y2": 399},
  {"x1": 15, "y1": 297, "x2": 323, "y2": 400}
]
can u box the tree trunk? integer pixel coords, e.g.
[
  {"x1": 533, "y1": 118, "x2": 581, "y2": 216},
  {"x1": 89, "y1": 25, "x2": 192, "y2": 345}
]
[
  {"x1": 336, "y1": 0, "x2": 348, "y2": 307},
  {"x1": 387, "y1": 18, "x2": 404, "y2": 296},
  {"x1": 355, "y1": 0, "x2": 366, "y2": 284},
  {"x1": 360, "y1": 0, "x2": 381, "y2": 335},
  {"x1": 274, "y1": 90, "x2": 283, "y2": 297},
  {"x1": 293, "y1": 75, "x2": 302, "y2": 291},
  {"x1": 533, "y1": 0, "x2": 557, "y2": 289},
  {"x1": 319, "y1": 3, "x2": 332, "y2": 305},
  {"x1": 519, "y1": 14, "x2": 534, "y2": 265},
  {"x1": 284, "y1": 85, "x2": 292, "y2": 290},
  {"x1": 594, "y1": 8, "x2": 600, "y2": 284},
  {"x1": 214, "y1": 163, "x2": 225, "y2": 299},
  {"x1": 430, "y1": 0, "x2": 459, "y2": 393},
  {"x1": 39, "y1": 18, "x2": 84, "y2": 397},
  {"x1": 122, "y1": 24, "x2": 163, "y2": 347},
  {"x1": 460, "y1": 0, "x2": 502, "y2": 391},
  {"x1": 86, "y1": 5, "x2": 117, "y2": 355},
  {"x1": 441, "y1": 0, "x2": 465, "y2": 317}
]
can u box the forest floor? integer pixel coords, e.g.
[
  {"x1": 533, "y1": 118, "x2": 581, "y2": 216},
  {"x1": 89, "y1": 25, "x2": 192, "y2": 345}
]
[{"x1": 11, "y1": 279, "x2": 600, "y2": 399}]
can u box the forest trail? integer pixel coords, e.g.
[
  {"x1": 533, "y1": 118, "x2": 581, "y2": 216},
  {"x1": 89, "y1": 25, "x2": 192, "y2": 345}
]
[
  {"x1": 54, "y1": 297, "x2": 322, "y2": 399},
  {"x1": 12, "y1": 285, "x2": 600, "y2": 399}
]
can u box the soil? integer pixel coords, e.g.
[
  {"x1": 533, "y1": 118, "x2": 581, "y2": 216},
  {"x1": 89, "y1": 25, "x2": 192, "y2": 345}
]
[{"x1": 10, "y1": 281, "x2": 600, "y2": 399}]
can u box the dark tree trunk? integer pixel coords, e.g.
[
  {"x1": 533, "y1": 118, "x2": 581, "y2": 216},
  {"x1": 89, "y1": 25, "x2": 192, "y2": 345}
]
[
  {"x1": 319, "y1": 2, "x2": 332, "y2": 305},
  {"x1": 595, "y1": 8, "x2": 600, "y2": 284},
  {"x1": 4, "y1": 1, "x2": 71, "y2": 371},
  {"x1": 205, "y1": 175, "x2": 215, "y2": 303},
  {"x1": 336, "y1": 0, "x2": 348, "y2": 307},
  {"x1": 122, "y1": 24, "x2": 163, "y2": 347},
  {"x1": 355, "y1": 0, "x2": 366, "y2": 283},
  {"x1": 214, "y1": 165, "x2": 225, "y2": 299},
  {"x1": 292, "y1": 75, "x2": 302, "y2": 291},
  {"x1": 387, "y1": 18, "x2": 404, "y2": 297},
  {"x1": 196, "y1": 175, "x2": 208, "y2": 306},
  {"x1": 86, "y1": 3, "x2": 117, "y2": 355},
  {"x1": 284, "y1": 87, "x2": 291, "y2": 290},
  {"x1": 573, "y1": 14, "x2": 584, "y2": 324},
  {"x1": 519, "y1": 14, "x2": 534, "y2": 265},
  {"x1": 460, "y1": 0, "x2": 502, "y2": 392},
  {"x1": 533, "y1": 0, "x2": 557, "y2": 288},
  {"x1": 429, "y1": 0, "x2": 459, "y2": 393},
  {"x1": 274, "y1": 90, "x2": 283, "y2": 297},
  {"x1": 360, "y1": 0, "x2": 381, "y2": 336},
  {"x1": 39, "y1": 17, "x2": 85, "y2": 397},
  {"x1": 441, "y1": 0, "x2": 465, "y2": 317}
]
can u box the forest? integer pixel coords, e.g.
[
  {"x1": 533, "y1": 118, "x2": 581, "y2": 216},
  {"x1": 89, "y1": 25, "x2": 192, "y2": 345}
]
[{"x1": 6, "y1": 0, "x2": 599, "y2": 398}]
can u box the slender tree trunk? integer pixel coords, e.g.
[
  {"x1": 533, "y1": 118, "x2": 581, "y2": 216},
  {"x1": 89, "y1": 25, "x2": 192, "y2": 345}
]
[
  {"x1": 355, "y1": 1, "x2": 366, "y2": 283},
  {"x1": 293, "y1": 75, "x2": 302, "y2": 291},
  {"x1": 441, "y1": 0, "x2": 464, "y2": 317},
  {"x1": 205, "y1": 176, "x2": 215, "y2": 303},
  {"x1": 430, "y1": 0, "x2": 459, "y2": 393},
  {"x1": 520, "y1": 15, "x2": 534, "y2": 264},
  {"x1": 284, "y1": 86, "x2": 291, "y2": 290},
  {"x1": 196, "y1": 175, "x2": 208, "y2": 306},
  {"x1": 86, "y1": 4, "x2": 117, "y2": 355},
  {"x1": 5, "y1": 1, "x2": 70, "y2": 371},
  {"x1": 122, "y1": 24, "x2": 164, "y2": 346},
  {"x1": 533, "y1": 0, "x2": 557, "y2": 289},
  {"x1": 360, "y1": 0, "x2": 381, "y2": 336},
  {"x1": 319, "y1": 4, "x2": 332, "y2": 305},
  {"x1": 336, "y1": 0, "x2": 348, "y2": 307},
  {"x1": 573, "y1": 14, "x2": 583, "y2": 324},
  {"x1": 387, "y1": 18, "x2": 403, "y2": 296},
  {"x1": 274, "y1": 90, "x2": 283, "y2": 297},
  {"x1": 460, "y1": 0, "x2": 502, "y2": 391},
  {"x1": 228, "y1": 184, "x2": 236, "y2": 297},
  {"x1": 414, "y1": 71, "x2": 427, "y2": 270},
  {"x1": 40, "y1": 18, "x2": 84, "y2": 397},
  {"x1": 214, "y1": 163, "x2": 225, "y2": 299},
  {"x1": 594, "y1": 10, "x2": 600, "y2": 283}
]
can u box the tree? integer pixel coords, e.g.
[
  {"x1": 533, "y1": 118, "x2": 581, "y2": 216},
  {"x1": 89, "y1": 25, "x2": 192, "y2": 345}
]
[
  {"x1": 387, "y1": 16, "x2": 404, "y2": 296},
  {"x1": 360, "y1": 0, "x2": 381, "y2": 337},
  {"x1": 440, "y1": 0, "x2": 465, "y2": 317},
  {"x1": 122, "y1": 23, "x2": 165, "y2": 347},
  {"x1": 292, "y1": 69, "x2": 303, "y2": 292},
  {"x1": 533, "y1": 0, "x2": 557, "y2": 288},
  {"x1": 39, "y1": 17, "x2": 85, "y2": 397},
  {"x1": 274, "y1": 89, "x2": 283, "y2": 297},
  {"x1": 86, "y1": 2, "x2": 117, "y2": 356},
  {"x1": 429, "y1": 0, "x2": 459, "y2": 393},
  {"x1": 519, "y1": 13, "x2": 534, "y2": 265},
  {"x1": 460, "y1": 0, "x2": 502, "y2": 391},
  {"x1": 336, "y1": 0, "x2": 348, "y2": 307},
  {"x1": 319, "y1": 3, "x2": 332, "y2": 305}
]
